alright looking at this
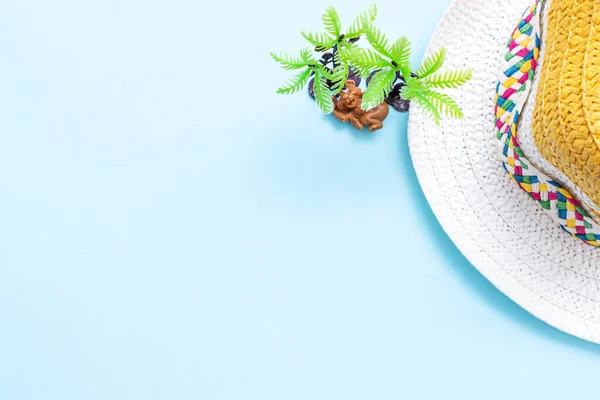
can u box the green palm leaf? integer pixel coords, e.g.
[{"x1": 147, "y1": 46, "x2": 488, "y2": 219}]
[
  {"x1": 424, "y1": 69, "x2": 472, "y2": 88},
  {"x1": 270, "y1": 49, "x2": 315, "y2": 70},
  {"x1": 322, "y1": 6, "x2": 342, "y2": 37},
  {"x1": 390, "y1": 36, "x2": 412, "y2": 78},
  {"x1": 365, "y1": 24, "x2": 392, "y2": 58},
  {"x1": 300, "y1": 48, "x2": 317, "y2": 64},
  {"x1": 276, "y1": 68, "x2": 312, "y2": 95},
  {"x1": 424, "y1": 90, "x2": 464, "y2": 118},
  {"x1": 416, "y1": 48, "x2": 446, "y2": 78},
  {"x1": 328, "y1": 63, "x2": 349, "y2": 95},
  {"x1": 313, "y1": 69, "x2": 334, "y2": 113},
  {"x1": 404, "y1": 76, "x2": 431, "y2": 92},
  {"x1": 398, "y1": 82, "x2": 419, "y2": 101},
  {"x1": 340, "y1": 47, "x2": 390, "y2": 78},
  {"x1": 301, "y1": 30, "x2": 336, "y2": 50},
  {"x1": 342, "y1": 41, "x2": 358, "y2": 50},
  {"x1": 346, "y1": 3, "x2": 378, "y2": 38},
  {"x1": 330, "y1": 51, "x2": 350, "y2": 93},
  {"x1": 362, "y1": 68, "x2": 395, "y2": 111},
  {"x1": 400, "y1": 85, "x2": 441, "y2": 124}
]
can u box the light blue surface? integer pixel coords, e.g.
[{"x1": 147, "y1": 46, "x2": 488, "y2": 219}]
[{"x1": 2, "y1": 0, "x2": 600, "y2": 398}]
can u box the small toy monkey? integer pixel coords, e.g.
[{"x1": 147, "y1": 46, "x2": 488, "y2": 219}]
[{"x1": 332, "y1": 79, "x2": 389, "y2": 132}]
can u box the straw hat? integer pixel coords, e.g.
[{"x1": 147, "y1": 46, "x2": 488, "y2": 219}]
[{"x1": 408, "y1": 0, "x2": 600, "y2": 343}]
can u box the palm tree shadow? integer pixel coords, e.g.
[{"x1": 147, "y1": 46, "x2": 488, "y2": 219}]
[{"x1": 395, "y1": 115, "x2": 600, "y2": 353}]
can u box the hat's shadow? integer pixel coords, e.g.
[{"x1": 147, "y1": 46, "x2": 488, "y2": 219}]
[{"x1": 394, "y1": 115, "x2": 600, "y2": 353}]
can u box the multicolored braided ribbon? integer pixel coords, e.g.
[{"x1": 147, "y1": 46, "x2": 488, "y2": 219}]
[{"x1": 495, "y1": 0, "x2": 600, "y2": 246}]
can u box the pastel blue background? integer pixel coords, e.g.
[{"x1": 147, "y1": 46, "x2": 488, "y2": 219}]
[{"x1": 2, "y1": 0, "x2": 600, "y2": 398}]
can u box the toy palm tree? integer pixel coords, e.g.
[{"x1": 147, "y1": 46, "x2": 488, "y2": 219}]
[
  {"x1": 272, "y1": 4, "x2": 378, "y2": 111},
  {"x1": 342, "y1": 24, "x2": 472, "y2": 123},
  {"x1": 302, "y1": 4, "x2": 377, "y2": 95},
  {"x1": 302, "y1": 4, "x2": 377, "y2": 51},
  {"x1": 271, "y1": 3, "x2": 472, "y2": 127},
  {"x1": 302, "y1": 5, "x2": 376, "y2": 60}
]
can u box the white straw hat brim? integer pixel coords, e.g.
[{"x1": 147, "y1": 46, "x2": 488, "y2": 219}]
[{"x1": 408, "y1": 0, "x2": 600, "y2": 343}]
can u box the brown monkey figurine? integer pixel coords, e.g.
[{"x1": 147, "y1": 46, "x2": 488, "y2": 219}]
[{"x1": 332, "y1": 79, "x2": 389, "y2": 132}]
